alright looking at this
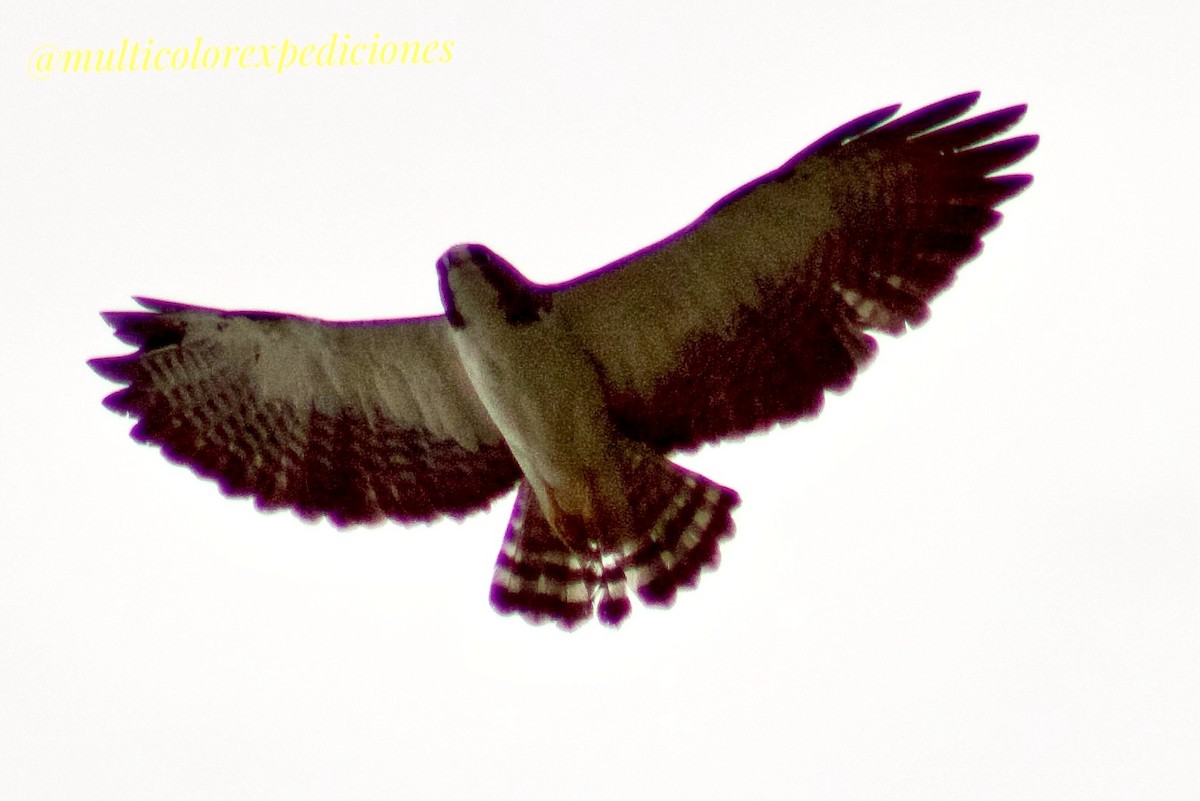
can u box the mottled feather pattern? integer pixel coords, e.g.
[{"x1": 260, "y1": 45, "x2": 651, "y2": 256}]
[
  {"x1": 558, "y1": 92, "x2": 1035, "y2": 452},
  {"x1": 490, "y1": 448, "x2": 738, "y2": 628},
  {"x1": 91, "y1": 300, "x2": 520, "y2": 525},
  {"x1": 603, "y1": 267, "x2": 874, "y2": 452}
]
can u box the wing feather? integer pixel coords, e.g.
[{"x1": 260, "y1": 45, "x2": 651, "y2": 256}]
[
  {"x1": 91, "y1": 298, "x2": 519, "y2": 526},
  {"x1": 552, "y1": 92, "x2": 1037, "y2": 452}
]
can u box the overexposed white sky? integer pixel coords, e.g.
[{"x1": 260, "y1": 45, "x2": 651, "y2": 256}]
[{"x1": 1, "y1": 2, "x2": 1197, "y2": 799}]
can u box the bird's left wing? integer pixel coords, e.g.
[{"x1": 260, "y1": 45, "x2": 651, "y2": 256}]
[
  {"x1": 91, "y1": 298, "x2": 520, "y2": 526},
  {"x1": 550, "y1": 93, "x2": 1037, "y2": 452}
]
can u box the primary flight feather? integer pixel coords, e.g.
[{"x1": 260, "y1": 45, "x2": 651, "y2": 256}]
[{"x1": 91, "y1": 92, "x2": 1037, "y2": 628}]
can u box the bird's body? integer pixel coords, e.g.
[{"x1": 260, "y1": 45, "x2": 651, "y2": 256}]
[
  {"x1": 92, "y1": 92, "x2": 1038, "y2": 628},
  {"x1": 440, "y1": 244, "x2": 633, "y2": 551}
]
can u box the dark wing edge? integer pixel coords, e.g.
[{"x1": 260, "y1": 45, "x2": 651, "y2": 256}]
[
  {"x1": 554, "y1": 92, "x2": 1038, "y2": 453},
  {"x1": 90, "y1": 297, "x2": 520, "y2": 527}
]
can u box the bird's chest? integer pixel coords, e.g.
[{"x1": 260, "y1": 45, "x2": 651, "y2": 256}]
[{"x1": 450, "y1": 315, "x2": 612, "y2": 481}]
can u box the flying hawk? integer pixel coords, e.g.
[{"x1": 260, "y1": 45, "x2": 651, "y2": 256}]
[{"x1": 91, "y1": 92, "x2": 1037, "y2": 628}]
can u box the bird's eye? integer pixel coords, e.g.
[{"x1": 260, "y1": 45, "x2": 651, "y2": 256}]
[{"x1": 466, "y1": 245, "x2": 491, "y2": 265}]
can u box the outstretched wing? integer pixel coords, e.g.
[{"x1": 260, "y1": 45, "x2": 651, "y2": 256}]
[
  {"x1": 90, "y1": 298, "x2": 520, "y2": 526},
  {"x1": 552, "y1": 92, "x2": 1038, "y2": 452}
]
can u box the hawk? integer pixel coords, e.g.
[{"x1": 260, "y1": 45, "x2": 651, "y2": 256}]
[{"x1": 91, "y1": 92, "x2": 1037, "y2": 628}]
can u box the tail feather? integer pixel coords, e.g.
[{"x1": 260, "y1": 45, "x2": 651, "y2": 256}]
[
  {"x1": 489, "y1": 449, "x2": 739, "y2": 628},
  {"x1": 489, "y1": 482, "x2": 596, "y2": 628}
]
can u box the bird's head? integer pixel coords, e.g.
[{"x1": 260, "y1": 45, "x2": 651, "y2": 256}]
[{"x1": 437, "y1": 243, "x2": 551, "y2": 329}]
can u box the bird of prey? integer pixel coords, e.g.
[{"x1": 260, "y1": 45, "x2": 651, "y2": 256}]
[{"x1": 91, "y1": 92, "x2": 1037, "y2": 629}]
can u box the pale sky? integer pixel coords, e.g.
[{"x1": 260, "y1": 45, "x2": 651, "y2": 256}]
[{"x1": 1, "y1": 2, "x2": 1196, "y2": 799}]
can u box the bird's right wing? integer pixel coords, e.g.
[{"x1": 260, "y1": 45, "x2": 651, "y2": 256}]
[
  {"x1": 91, "y1": 298, "x2": 520, "y2": 527},
  {"x1": 551, "y1": 93, "x2": 1037, "y2": 452}
]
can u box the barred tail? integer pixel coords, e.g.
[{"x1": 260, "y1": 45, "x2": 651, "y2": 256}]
[{"x1": 489, "y1": 450, "x2": 739, "y2": 629}]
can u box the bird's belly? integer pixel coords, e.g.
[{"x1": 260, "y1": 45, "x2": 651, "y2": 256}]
[{"x1": 452, "y1": 320, "x2": 620, "y2": 524}]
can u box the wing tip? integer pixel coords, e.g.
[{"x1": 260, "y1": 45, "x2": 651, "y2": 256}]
[
  {"x1": 922, "y1": 103, "x2": 1032, "y2": 152},
  {"x1": 883, "y1": 91, "x2": 983, "y2": 139},
  {"x1": 97, "y1": 309, "x2": 186, "y2": 350},
  {"x1": 789, "y1": 91, "x2": 999, "y2": 161},
  {"x1": 98, "y1": 387, "x2": 137, "y2": 413},
  {"x1": 88, "y1": 354, "x2": 137, "y2": 382},
  {"x1": 790, "y1": 101, "x2": 903, "y2": 161},
  {"x1": 987, "y1": 172, "x2": 1035, "y2": 202},
  {"x1": 132, "y1": 296, "x2": 205, "y2": 313}
]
